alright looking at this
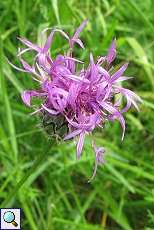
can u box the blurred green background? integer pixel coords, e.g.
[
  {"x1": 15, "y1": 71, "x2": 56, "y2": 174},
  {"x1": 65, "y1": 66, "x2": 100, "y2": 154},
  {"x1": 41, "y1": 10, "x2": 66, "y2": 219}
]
[{"x1": 0, "y1": 0, "x2": 154, "y2": 229}]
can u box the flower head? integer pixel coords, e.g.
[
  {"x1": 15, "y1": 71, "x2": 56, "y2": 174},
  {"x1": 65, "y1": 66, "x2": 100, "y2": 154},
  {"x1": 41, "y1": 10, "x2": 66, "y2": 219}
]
[{"x1": 10, "y1": 20, "x2": 142, "y2": 179}]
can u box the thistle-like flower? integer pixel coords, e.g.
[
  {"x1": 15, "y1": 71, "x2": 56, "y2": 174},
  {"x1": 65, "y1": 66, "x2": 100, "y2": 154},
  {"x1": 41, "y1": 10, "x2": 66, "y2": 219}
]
[{"x1": 10, "y1": 20, "x2": 142, "y2": 179}]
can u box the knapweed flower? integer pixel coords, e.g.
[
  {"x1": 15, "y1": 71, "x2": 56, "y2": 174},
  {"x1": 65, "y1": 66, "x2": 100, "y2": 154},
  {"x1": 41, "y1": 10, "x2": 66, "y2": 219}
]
[{"x1": 10, "y1": 20, "x2": 142, "y2": 179}]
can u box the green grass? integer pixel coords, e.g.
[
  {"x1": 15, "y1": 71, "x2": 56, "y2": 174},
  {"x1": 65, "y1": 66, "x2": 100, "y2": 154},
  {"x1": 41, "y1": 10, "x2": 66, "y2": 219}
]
[{"x1": 0, "y1": 0, "x2": 154, "y2": 229}]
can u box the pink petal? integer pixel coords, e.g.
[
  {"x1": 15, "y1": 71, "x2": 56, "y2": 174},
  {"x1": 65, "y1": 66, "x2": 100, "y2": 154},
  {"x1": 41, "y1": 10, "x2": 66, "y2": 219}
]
[
  {"x1": 76, "y1": 132, "x2": 85, "y2": 159},
  {"x1": 64, "y1": 74, "x2": 90, "y2": 83},
  {"x1": 20, "y1": 58, "x2": 34, "y2": 72},
  {"x1": 21, "y1": 90, "x2": 46, "y2": 107},
  {"x1": 64, "y1": 56, "x2": 83, "y2": 63},
  {"x1": 72, "y1": 20, "x2": 88, "y2": 40},
  {"x1": 54, "y1": 29, "x2": 70, "y2": 40},
  {"x1": 70, "y1": 20, "x2": 88, "y2": 48},
  {"x1": 65, "y1": 117, "x2": 89, "y2": 130},
  {"x1": 18, "y1": 37, "x2": 41, "y2": 52},
  {"x1": 114, "y1": 76, "x2": 133, "y2": 83},
  {"x1": 100, "y1": 101, "x2": 117, "y2": 114},
  {"x1": 90, "y1": 53, "x2": 98, "y2": 82},
  {"x1": 71, "y1": 38, "x2": 85, "y2": 49},
  {"x1": 119, "y1": 115, "x2": 125, "y2": 140},
  {"x1": 100, "y1": 101, "x2": 125, "y2": 139},
  {"x1": 111, "y1": 63, "x2": 129, "y2": 82},
  {"x1": 43, "y1": 31, "x2": 54, "y2": 53},
  {"x1": 115, "y1": 86, "x2": 142, "y2": 112},
  {"x1": 64, "y1": 129, "x2": 82, "y2": 140},
  {"x1": 43, "y1": 29, "x2": 69, "y2": 53},
  {"x1": 98, "y1": 66, "x2": 110, "y2": 81},
  {"x1": 21, "y1": 91, "x2": 33, "y2": 106},
  {"x1": 107, "y1": 38, "x2": 116, "y2": 64},
  {"x1": 67, "y1": 83, "x2": 79, "y2": 108},
  {"x1": 41, "y1": 104, "x2": 59, "y2": 115}
]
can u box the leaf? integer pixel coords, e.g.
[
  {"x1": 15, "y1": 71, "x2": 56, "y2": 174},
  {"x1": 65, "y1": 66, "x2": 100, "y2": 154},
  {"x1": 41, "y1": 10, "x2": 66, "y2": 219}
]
[
  {"x1": 106, "y1": 163, "x2": 135, "y2": 193},
  {"x1": 1, "y1": 152, "x2": 47, "y2": 207},
  {"x1": 0, "y1": 39, "x2": 18, "y2": 161},
  {"x1": 51, "y1": 0, "x2": 61, "y2": 26},
  {"x1": 126, "y1": 114, "x2": 144, "y2": 131}
]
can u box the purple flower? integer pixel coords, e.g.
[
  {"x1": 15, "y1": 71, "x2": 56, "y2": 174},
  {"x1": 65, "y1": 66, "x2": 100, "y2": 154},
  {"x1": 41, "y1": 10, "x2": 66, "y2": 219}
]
[{"x1": 10, "y1": 20, "x2": 142, "y2": 180}]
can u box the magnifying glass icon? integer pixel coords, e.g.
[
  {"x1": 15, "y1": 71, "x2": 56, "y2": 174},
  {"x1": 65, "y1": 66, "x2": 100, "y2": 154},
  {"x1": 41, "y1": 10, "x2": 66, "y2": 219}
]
[{"x1": 3, "y1": 211, "x2": 18, "y2": 227}]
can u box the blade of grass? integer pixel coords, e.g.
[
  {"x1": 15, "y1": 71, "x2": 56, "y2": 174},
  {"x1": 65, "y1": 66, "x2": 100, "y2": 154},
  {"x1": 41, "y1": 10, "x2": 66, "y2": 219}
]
[
  {"x1": 126, "y1": 114, "x2": 144, "y2": 131},
  {"x1": 126, "y1": 37, "x2": 154, "y2": 89},
  {"x1": 3, "y1": 59, "x2": 24, "y2": 93},
  {"x1": 108, "y1": 157, "x2": 154, "y2": 182},
  {"x1": 19, "y1": 197, "x2": 37, "y2": 230},
  {"x1": 0, "y1": 39, "x2": 18, "y2": 162},
  {"x1": 1, "y1": 151, "x2": 47, "y2": 207},
  {"x1": 96, "y1": 7, "x2": 107, "y2": 36},
  {"x1": 0, "y1": 124, "x2": 12, "y2": 155},
  {"x1": 53, "y1": 217, "x2": 102, "y2": 230},
  {"x1": 105, "y1": 163, "x2": 135, "y2": 193},
  {"x1": 126, "y1": 0, "x2": 154, "y2": 34},
  {"x1": 96, "y1": 186, "x2": 133, "y2": 230},
  {"x1": 51, "y1": 0, "x2": 61, "y2": 26}
]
